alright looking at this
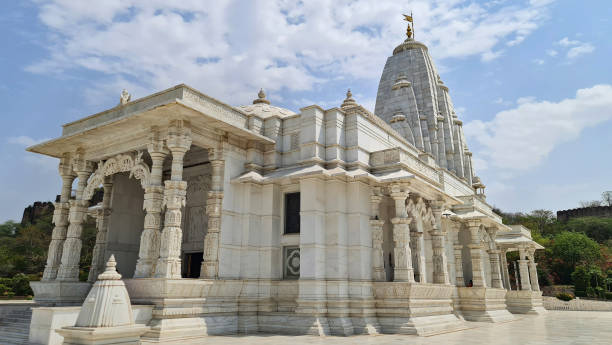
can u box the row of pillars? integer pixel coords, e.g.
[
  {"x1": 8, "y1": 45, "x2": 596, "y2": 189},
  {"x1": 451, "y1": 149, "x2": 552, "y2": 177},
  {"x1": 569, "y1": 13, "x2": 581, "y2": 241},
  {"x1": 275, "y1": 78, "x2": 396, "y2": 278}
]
[
  {"x1": 501, "y1": 246, "x2": 540, "y2": 292},
  {"x1": 369, "y1": 183, "x2": 450, "y2": 284},
  {"x1": 42, "y1": 122, "x2": 226, "y2": 282},
  {"x1": 368, "y1": 183, "x2": 509, "y2": 288}
]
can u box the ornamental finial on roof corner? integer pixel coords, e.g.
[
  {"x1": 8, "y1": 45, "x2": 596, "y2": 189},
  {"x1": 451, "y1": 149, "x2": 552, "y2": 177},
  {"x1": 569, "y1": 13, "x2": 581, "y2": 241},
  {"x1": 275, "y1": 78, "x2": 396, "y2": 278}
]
[
  {"x1": 119, "y1": 89, "x2": 131, "y2": 105},
  {"x1": 253, "y1": 88, "x2": 270, "y2": 105}
]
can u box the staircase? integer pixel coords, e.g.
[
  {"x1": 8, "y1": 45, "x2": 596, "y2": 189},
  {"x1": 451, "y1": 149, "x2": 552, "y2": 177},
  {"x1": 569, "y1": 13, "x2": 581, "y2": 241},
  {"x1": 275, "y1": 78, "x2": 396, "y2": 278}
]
[{"x1": 0, "y1": 306, "x2": 32, "y2": 345}]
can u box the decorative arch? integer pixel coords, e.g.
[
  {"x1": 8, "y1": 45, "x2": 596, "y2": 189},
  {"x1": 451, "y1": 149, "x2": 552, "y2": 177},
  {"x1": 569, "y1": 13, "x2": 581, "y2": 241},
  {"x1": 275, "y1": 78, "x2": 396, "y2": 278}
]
[{"x1": 83, "y1": 151, "x2": 151, "y2": 201}]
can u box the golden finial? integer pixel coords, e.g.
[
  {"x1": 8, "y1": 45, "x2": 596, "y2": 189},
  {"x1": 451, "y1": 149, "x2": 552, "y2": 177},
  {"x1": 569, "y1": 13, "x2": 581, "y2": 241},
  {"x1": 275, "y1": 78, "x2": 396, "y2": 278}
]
[{"x1": 403, "y1": 12, "x2": 414, "y2": 39}]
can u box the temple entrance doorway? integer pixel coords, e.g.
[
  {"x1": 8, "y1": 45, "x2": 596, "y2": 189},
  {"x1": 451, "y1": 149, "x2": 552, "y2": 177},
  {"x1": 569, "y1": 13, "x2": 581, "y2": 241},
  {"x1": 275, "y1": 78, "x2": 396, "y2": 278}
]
[{"x1": 105, "y1": 172, "x2": 145, "y2": 278}]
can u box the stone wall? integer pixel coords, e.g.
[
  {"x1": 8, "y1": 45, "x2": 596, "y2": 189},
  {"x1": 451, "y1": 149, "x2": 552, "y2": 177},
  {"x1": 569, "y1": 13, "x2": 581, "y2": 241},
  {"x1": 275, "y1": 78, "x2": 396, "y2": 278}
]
[
  {"x1": 557, "y1": 206, "x2": 612, "y2": 222},
  {"x1": 543, "y1": 296, "x2": 612, "y2": 311}
]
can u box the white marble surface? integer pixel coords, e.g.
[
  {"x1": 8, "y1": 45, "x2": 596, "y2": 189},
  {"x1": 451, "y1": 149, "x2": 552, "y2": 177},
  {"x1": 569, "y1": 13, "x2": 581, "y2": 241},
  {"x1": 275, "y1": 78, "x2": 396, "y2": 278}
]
[{"x1": 152, "y1": 312, "x2": 612, "y2": 345}]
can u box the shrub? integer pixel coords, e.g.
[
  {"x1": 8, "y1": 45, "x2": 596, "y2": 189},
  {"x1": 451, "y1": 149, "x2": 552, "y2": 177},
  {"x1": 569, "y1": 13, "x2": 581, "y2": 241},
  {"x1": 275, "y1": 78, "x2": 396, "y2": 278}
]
[
  {"x1": 575, "y1": 290, "x2": 586, "y2": 297},
  {"x1": 10, "y1": 273, "x2": 33, "y2": 296},
  {"x1": 0, "y1": 283, "x2": 11, "y2": 296},
  {"x1": 586, "y1": 287, "x2": 596, "y2": 297},
  {"x1": 556, "y1": 292, "x2": 574, "y2": 301},
  {"x1": 605, "y1": 292, "x2": 612, "y2": 300}
]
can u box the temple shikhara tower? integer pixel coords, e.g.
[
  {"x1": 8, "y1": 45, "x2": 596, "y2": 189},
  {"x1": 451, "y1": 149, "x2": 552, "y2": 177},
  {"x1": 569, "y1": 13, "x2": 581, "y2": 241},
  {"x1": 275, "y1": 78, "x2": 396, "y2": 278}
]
[{"x1": 26, "y1": 16, "x2": 544, "y2": 344}]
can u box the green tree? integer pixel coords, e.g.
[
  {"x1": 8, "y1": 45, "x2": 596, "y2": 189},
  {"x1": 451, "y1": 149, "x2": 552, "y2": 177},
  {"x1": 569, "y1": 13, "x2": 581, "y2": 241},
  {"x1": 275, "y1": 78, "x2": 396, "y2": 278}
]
[
  {"x1": 552, "y1": 231, "x2": 602, "y2": 283},
  {"x1": 564, "y1": 217, "x2": 612, "y2": 244}
]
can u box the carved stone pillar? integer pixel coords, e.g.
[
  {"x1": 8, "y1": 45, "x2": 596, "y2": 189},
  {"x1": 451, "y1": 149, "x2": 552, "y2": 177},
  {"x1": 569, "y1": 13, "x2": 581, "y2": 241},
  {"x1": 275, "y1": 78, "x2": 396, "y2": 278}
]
[
  {"x1": 487, "y1": 250, "x2": 503, "y2": 288},
  {"x1": 134, "y1": 133, "x2": 168, "y2": 278},
  {"x1": 87, "y1": 177, "x2": 113, "y2": 282},
  {"x1": 518, "y1": 246, "x2": 532, "y2": 291},
  {"x1": 155, "y1": 122, "x2": 192, "y2": 279},
  {"x1": 370, "y1": 188, "x2": 385, "y2": 281},
  {"x1": 411, "y1": 229, "x2": 425, "y2": 283},
  {"x1": 42, "y1": 154, "x2": 76, "y2": 281},
  {"x1": 201, "y1": 148, "x2": 225, "y2": 278},
  {"x1": 57, "y1": 152, "x2": 95, "y2": 281},
  {"x1": 528, "y1": 248, "x2": 540, "y2": 291},
  {"x1": 452, "y1": 223, "x2": 465, "y2": 287},
  {"x1": 390, "y1": 184, "x2": 414, "y2": 282},
  {"x1": 499, "y1": 248, "x2": 511, "y2": 289},
  {"x1": 485, "y1": 227, "x2": 503, "y2": 289},
  {"x1": 467, "y1": 219, "x2": 486, "y2": 287},
  {"x1": 430, "y1": 201, "x2": 450, "y2": 284}
]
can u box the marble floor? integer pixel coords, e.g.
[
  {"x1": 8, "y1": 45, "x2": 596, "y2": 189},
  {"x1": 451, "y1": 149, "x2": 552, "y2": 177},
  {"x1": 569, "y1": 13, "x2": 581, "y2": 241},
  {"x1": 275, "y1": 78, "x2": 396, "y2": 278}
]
[{"x1": 175, "y1": 311, "x2": 612, "y2": 345}]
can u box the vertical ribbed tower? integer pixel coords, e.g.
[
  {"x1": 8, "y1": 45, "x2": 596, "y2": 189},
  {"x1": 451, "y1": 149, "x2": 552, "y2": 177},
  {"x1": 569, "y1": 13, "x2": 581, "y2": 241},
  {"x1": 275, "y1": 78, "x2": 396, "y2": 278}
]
[{"x1": 375, "y1": 37, "x2": 475, "y2": 184}]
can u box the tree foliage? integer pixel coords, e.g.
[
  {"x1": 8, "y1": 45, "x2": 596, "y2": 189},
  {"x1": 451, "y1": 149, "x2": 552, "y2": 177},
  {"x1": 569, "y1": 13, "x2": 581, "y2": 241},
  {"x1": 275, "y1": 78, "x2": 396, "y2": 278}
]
[
  {"x1": 496, "y1": 207, "x2": 612, "y2": 289},
  {"x1": 0, "y1": 204, "x2": 96, "y2": 297}
]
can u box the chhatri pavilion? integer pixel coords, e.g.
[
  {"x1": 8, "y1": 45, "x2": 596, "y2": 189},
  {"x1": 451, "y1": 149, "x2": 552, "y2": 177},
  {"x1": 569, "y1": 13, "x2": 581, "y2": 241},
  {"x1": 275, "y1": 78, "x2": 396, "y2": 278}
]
[{"x1": 26, "y1": 17, "x2": 545, "y2": 344}]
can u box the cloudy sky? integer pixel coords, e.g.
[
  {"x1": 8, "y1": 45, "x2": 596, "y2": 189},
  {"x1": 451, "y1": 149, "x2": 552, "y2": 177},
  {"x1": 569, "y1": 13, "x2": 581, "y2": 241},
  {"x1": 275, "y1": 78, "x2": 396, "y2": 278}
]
[{"x1": 1, "y1": 0, "x2": 611, "y2": 222}]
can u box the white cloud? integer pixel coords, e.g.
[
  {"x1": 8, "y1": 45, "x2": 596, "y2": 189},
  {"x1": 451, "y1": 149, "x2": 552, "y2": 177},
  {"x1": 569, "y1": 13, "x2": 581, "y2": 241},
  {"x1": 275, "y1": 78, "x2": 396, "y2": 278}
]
[
  {"x1": 7, "y1": 136, "x2": 49, "y2": 147},
  {"x1": 533, "y1": 58, "x2": 545, "y2": 65},
  {"x1": 26, "y1": 1, "x2": 555, "y2": 106},
  {"x1": 554, "y1": 37, "x2": 595, "y2": 59},
  {"x1": 464, "y1": 84, "x2": 612, "y2": 176},
  {"x1": 557, "y1": 37, "x2": 580, "y2": 47},
  {"x1": 567, "y1": 43, "x2": 594, "y2": 59},
  {"x1": 546, "y1": 49, "x2": 557, "y2": 56}
]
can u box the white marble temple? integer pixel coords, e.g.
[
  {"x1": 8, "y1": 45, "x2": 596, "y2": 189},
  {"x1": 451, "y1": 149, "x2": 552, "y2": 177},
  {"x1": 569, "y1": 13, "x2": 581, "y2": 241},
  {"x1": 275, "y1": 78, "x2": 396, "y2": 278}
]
[{"x1": 26, "y1": 19, "x2": 545, "y2": 344}]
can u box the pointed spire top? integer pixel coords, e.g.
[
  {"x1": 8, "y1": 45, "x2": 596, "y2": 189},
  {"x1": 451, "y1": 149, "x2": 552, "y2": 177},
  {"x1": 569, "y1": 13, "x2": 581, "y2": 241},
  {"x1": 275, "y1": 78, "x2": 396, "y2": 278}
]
[
  {"x1": 403, "y1": 12, "x2": 414, "y2": 40},
  {"x1": 341, "y1": 88, "x2": 357, "y2": 109},
  {"x1": 253, "y1": 88, "x2": 271, "y2": 105},
  {"x1": 97, "y1": 254, "x2": 122, "y2": 280}
]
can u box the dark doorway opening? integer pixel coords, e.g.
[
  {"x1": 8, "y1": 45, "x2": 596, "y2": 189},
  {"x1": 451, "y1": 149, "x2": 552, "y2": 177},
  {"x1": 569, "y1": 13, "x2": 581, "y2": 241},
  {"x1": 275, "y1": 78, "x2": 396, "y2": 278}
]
[{"x1": 183, "y1": 252, "x2": 203, "y2": 278}]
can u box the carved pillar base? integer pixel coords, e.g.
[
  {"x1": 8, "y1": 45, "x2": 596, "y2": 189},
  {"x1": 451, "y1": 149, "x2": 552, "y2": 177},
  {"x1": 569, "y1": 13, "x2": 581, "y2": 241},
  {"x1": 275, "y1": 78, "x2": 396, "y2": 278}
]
[
  {"x1": 518, "y1": 260, "x2": 532, "y2": 291},
  {"x1": 201, "y1": 154, "x2": 224, "y2": 279},
  {"x1": 528, "y1": 249, "x2": 540, "y2": 292},
  {"x1": 57, "y1": 199, "x2": 90, "y2": 281},
  {"x1": 155, "y1": 181, "x2": 187, "y2": 279},
  {"x1": 42, "y1": 202, "x2": 71, "y2": 281},
  {"x1": 411, "y1": 231, "x2": 426, "y2": 283},
  {"x1": 488, "y1": 249, "x2": 503, "y2": 289},
  {"x1": 453, "y1": 244, "x2": 465, "y2": 287},
  {"x1": 468, "y1": 244, "x2": 485, "y2": 287},
  {"x1": 431, "y1": 230, "x2": 450, "y2": 284},
  {"x1": 391, "y1": 217, "x2": 414, "y2": 282},
  {"x1": 370, "y1": 219, "x2": 385, "y2": 281},
  {"x1": 134, "y1": 185, "x2": 165, "y2": 278}
]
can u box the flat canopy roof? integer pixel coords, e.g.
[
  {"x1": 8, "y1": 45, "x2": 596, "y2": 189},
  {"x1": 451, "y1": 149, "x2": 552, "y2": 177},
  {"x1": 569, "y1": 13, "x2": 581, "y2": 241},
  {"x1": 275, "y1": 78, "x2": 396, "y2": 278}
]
[{"x1": 27, "y1": 84, "x2": 273, "y2": 159}]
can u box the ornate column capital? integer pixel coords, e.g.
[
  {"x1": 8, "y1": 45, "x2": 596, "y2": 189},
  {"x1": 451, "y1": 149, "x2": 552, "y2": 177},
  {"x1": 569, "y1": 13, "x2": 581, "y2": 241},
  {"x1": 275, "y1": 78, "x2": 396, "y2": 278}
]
[
  {"x1": 166, "y1": 120, "x2": 192, "y2": 151},
  {"x1": 389, "y1": 183, "x2": 410, "y2": 200},
  {"x1": 59, "y1": 152, "x2": 76, "y2": 178},
  {"x1": 208, "y1": 147, "x2": 225, "y2": 161},
  {"x1": 466, "y1": 218, "x2": 481, "y2": 229},
  {"x1": 147, "y1": 127, "x2": 169, "y2": 156},
  {"x1": 485, "y1": 226, "x2": 498, "y2": 240}
]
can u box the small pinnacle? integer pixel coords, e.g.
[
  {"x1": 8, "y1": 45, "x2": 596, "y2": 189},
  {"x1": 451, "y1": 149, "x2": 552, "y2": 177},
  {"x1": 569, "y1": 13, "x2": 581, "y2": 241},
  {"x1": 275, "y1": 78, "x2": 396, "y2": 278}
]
[
  {"x1": 341, "y1": 88, "x2": 357, "y2": 109},
  {"x1": 97, "y1": 254, "x2": 122, "y2": 280},
  {"x1": 253, "y1": 88, "x2": 270, "y2": 105}
]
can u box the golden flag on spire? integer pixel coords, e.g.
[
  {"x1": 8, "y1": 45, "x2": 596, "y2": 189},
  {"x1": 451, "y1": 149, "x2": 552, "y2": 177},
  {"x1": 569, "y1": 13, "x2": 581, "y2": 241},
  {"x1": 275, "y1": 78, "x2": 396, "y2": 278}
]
[{"x1": 403, "y1": 14, "x2": 413, "y2": 22}]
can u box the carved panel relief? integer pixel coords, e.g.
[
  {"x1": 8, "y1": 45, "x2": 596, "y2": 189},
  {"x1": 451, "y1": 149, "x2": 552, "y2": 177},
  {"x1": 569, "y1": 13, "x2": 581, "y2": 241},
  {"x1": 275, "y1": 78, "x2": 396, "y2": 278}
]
[{"x1": 181, "y1": 163, "x2": 211, "y2": 253}]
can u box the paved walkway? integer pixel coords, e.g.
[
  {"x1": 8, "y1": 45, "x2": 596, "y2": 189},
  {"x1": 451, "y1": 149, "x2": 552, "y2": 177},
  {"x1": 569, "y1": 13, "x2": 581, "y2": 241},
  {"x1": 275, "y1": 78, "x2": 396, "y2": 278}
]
[{"x1": 197, "y1": 311, "x2": 612, "y2": 345}]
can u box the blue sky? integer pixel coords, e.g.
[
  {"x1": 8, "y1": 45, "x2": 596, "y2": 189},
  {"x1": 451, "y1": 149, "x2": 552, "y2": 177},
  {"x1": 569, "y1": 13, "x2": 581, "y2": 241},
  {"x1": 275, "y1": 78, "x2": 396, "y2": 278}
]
[{"x1": 1, "y1": 0, "x2": 611, "y2": 222}]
